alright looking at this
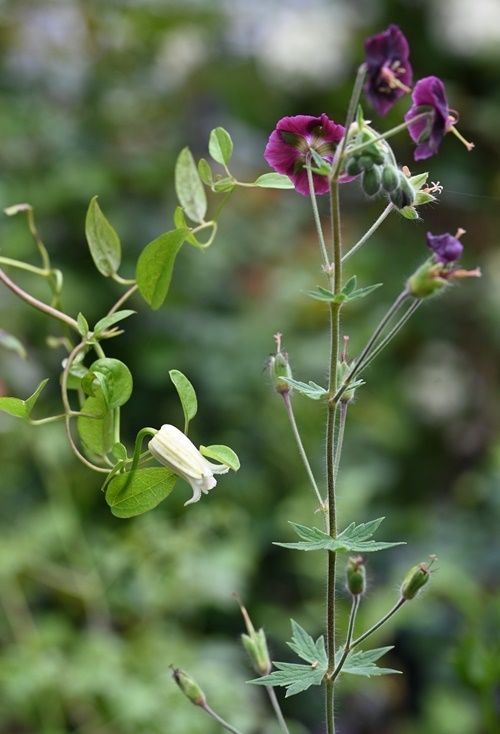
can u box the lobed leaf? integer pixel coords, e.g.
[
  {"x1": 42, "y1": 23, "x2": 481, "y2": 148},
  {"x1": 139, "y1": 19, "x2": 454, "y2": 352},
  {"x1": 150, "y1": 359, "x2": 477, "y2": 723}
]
[
  {"x1": 281, "y1": 378, "x2": 327, "y2": 400},
  {"x1": 337, "y1": 646, "x2": 401, "y2": 678},
  {"x1": 275, "y1": 518, "x2": 405, "y2": 553},
  {"x1": 85, "y1": 196, "x2": 121, "y2": 277}
]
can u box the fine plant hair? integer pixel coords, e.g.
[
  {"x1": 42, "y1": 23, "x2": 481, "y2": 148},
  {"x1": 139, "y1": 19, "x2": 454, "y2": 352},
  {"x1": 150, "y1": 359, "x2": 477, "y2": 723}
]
[{"x1": 0, "y1": 24, "x2": 479, "y2": 734}]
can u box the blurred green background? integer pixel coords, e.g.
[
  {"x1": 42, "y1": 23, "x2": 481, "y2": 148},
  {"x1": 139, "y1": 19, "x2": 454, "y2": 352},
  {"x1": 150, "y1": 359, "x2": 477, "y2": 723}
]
[{"x1": 0, "y1": 1, "x2": 499, "y2": 733}]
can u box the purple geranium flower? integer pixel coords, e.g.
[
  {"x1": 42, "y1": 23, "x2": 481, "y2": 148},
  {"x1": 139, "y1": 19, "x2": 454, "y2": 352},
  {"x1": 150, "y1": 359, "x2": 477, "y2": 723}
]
[
  {"x1": 364, "y1": 24, "x2": 412, "y2": 116},
  {"x1": 426, "y1": 230, "x2": 464, "y2": 263},
  {"x1": 264, "y1": 114, "x2": 345, "y2": 196},
  {"x1": 405, "y1": 76, "x2": 474, "y2": 160}
]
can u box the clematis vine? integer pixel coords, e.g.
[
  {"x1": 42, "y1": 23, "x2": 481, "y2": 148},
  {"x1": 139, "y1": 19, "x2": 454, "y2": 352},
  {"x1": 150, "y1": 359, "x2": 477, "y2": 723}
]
[
  {"x1": 364, "y1": 24, "x2": 413, "y2": 116},
  {"x1": 148, "y1": 424, "x2": 229, "y2": 505},
  {"x1": 263, "y1": 114, "x2": 345, "y2": 195},
  {"x1": 405, "y1": 76, "x2": 474, "y2": 160},
  {"x1": 409, "y1": 229, "x2": 480, "y2": 298}
]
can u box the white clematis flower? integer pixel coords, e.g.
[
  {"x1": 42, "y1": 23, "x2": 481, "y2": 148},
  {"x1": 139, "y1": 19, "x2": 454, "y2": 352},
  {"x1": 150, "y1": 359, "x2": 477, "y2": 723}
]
[{"x1": 148, "y1": 424, "x2": 229, "y2": 506}]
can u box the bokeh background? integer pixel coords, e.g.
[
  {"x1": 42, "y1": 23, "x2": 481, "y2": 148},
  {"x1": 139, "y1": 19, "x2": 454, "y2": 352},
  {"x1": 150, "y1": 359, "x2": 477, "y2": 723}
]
[{"x1": 0, "y1": 1, "x2": 499, "y2": 733}]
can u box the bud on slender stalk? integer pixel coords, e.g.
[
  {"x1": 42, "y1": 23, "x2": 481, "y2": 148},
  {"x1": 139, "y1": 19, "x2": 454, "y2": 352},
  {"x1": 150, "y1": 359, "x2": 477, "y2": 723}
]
[
  {"x1": 401, "y1": 558, "x2": 435, "y2": 600},
  {"x1": 269, "y1": 332, "x2": 292, "y2": 395},
  {"x1": 235, "y1": 595, "x2": 272, "y2": 675},
  {"x1": 346, "y1": 556, "x2": 366, "y2": 596},
  {"x1": 172, "y1": 667, "x2": 206, "y2": 706}
]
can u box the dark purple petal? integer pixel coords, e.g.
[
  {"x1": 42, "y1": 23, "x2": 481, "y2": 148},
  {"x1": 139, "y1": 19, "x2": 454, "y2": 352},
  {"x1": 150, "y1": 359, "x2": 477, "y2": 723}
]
[
  {"x1": 264, "y1": 114, "x2": 345, "y2": 196},
  {"x1": 364, "y1": 25, "x2": 413, "y2": 116},
  {"x1": 426, "y1": 231, "x2": 463, "y2": 263},
  {"x1": 405, "y1": 76, "x2": 450, "y2": 160}
]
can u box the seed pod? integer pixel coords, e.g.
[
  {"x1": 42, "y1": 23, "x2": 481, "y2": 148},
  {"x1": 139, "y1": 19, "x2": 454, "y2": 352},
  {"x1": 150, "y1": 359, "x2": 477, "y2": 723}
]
[
  {"x1": 362, "y1": 166, "x2": 382, "y2": 197},
  {"x1": 172, "y1": 668, "x2": 206, "y2": 707},
  {"x1": 381, "y1": 166, "x2": 399, "y2": 192},
  {"x1": 401, "y1": 561, "x2": 431, "y2": 600},
  {"x1": 346, "y1": 556, "x2": 366, "y2": 596}
]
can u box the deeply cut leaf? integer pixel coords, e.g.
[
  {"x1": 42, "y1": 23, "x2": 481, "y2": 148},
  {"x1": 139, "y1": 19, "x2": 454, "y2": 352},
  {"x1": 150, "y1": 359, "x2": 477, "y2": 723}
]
[
  {"x1": 105, "y1": 467, "x2": 177, "y2": 518},
  {"x1": 136, "y1": 228, "x2": 187, "y2": 309},
  {"x1": 336, "y1": 646, "x2": 401, "y2": 678},
  {"x1": 175, "y1": 147, "x2": 207, "y2": 224},
  {"x1": 169, "y1": 369, "x2": 197, "y2": 432},
  {"x1": 85, "y1": 196, "x2": 121, "y2": 276},
  {"x1": 274, "y1": 517, "x2": 405, "y2": 553},
  {"x1": 281, "y1": 378, "x2": 327, "y2": 400},
  {"x1": 0, "y1": 379, "x2": 49, "y2": 419}
]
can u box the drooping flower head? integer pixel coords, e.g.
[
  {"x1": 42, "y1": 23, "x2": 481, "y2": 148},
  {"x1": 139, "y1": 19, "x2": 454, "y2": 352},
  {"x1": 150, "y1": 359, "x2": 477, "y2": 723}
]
[
  {"x1": 148, "y1": 424, "x2": 229, "y2": 506},
  {"x1": 264, "y1": 114, "x2": 345, "y2": 196},
  {"x1": 405, "y1": 76, "x2": 474, "y2": 160},
  {"x1": 408, "y1": 228, "x2": 480, "y2": 298},
  {"x1": 364, "y1": 24, "x2": 413, "y2": 116}
]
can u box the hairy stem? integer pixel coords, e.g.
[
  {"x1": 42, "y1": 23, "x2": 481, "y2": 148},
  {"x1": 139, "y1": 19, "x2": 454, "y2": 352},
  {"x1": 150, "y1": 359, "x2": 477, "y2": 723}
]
[
  {"x1": 0, "y1": 267, "x2": 79, "y2": 332},
  {"x1": 351, "y1": 597, "x2": 406, "y2": 649},
  {"x1": 331, "y1": 594, "x2": 361, "y2": 681},
  {"x1": 341, "y1": 204, "x2": 393, "y2": 263},
  {"x1": 282, "y1": 392, "x2": 324, "y2": 509}
]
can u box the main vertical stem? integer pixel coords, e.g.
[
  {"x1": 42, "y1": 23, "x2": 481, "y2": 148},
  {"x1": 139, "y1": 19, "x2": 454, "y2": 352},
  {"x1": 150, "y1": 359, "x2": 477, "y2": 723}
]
[{"x1": 325, "y1": 176, "x2": 343, "y2": 734}]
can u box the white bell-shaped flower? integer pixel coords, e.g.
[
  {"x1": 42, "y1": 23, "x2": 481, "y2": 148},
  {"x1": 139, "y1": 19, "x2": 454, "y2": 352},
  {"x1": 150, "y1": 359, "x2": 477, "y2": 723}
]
[{"x1": 148, "y1": 424, "x2": 229, "y2": 505}]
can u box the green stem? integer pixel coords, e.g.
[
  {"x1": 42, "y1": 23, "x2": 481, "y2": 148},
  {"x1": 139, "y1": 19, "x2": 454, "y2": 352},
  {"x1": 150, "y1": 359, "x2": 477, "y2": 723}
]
[
  {"x1": 351, "y1": 597, "x2": 406, "y2": 649},
  {"x1": 341, "y1": 204, "x2": 393, "y2": 263},
  {"x1": 306, "y1": 161, "x2": 330, "y2": 270},
  {"x1": 111, "y1": 272, "x2": 136, "y2": 286},
  {"x1": 331, "y1": 594, "x2": 361, "y2": 681},
  {"x1": 202, "y1": 703, "x2": 246, "y2": 734},
  {"x1": 0, "y1": 267, "x2": 79, "y2": 332},
  {"x1": 0, "y1": 256, "x2": 49, "y2": 276},
  {"x1": 27, "y1": 207, "x2": 51, "y2": 272},
  {"x1": 282, "y1": 392, "x2": 324, "y2": 509},
  {"x1": 343, "y1": 112, "x2": 429, "y2": 159},
  {"x1": 265, "y1": 686, "x2": 290, "y2": 734},
  {"x1": 106, "y1": 283, "x2": 138, "y2": 316},
  {"x1": 355, "y1": 299, "x2": 421, "y2": 375},
  {"x1": 331, "y1": 63, "x2": 367, "y2": 181}
]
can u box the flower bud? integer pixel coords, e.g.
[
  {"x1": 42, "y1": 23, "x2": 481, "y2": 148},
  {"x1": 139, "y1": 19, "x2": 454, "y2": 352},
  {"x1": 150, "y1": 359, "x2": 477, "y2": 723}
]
[
  {"x1": 358, "y1": 154, "x2": 374, "y2": 171},
  {"x1": 401, "y1": 561, "x2": 432, "y2": 600},
  {"x1": 390, "y1": 174, "x2": 416, "y2": 209},
  {"x1": 242, "y1": 628, "x2": 272, "y2": 676},
  {"x1": 172, "y1": 668, "x2": 206, "y2": 706},
  {"x1": 381, "y1": 165, "x2": 399, "y2": 193},
  {"x1": 362, "y1": 167, "x2": 382, "y2": 197},
  {"x1": 269, "y1": 334, "x2": 292, "y2": 395},
  {"x1": 345, "y1": 156, "x2": 362, "y2": 177},
  {"x1": 346, "y1": 556, "x2": 366, "y2": 596},
  {"x1": 407, "y1": 261, "x2": 448, "y2": 299}
]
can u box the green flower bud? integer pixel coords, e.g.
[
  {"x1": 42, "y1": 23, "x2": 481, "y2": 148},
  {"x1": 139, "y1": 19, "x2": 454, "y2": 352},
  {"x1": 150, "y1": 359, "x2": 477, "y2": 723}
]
[
  {"x1": 390, "y1": 174, "x2": 416, "y2": 209},
  {"x1": 172, "y1": 668, "x2": 206, "y2": 706},
  {"x1": 269, "y1": 334, "x2": 292, "y2": 395},
  {"x1": 345, "y1": 157, "x2": 362, "y2": 177},
  {"x1": 407, "y1": 261, "x2": 448, "y2": 299},
  {"x1": 346, "y1": 556, "x2": 366, "y2": 596},
  {"x1": 337, "y1": 357, "x2": 356, "y2": 403},
  {"x1": 362, "y1": 167, "x2": 382, "y2": 197},
  {"x1": 381, "y1": 166, "x2": 399, "y2": 193},
  {"x1": 401, "y1": 561, "x2": 432, "y2": 600},
  {"x1": 242, "y1": 628, "x2": 272, "y2": 675},
  {"x1": 358, "y1": 155, "x2": 374, "y2": 171}
]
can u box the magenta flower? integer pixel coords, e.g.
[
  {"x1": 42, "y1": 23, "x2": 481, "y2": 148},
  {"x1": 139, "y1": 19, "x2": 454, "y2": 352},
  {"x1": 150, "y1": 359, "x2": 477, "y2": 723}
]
[
  {"x1": 364, "y1": 24, "x2": 412, "y2": 116},
  {"x1": 263, "y1": 114, "x2": 345, "y2": 196},
  {"x1": 426, "y1": 231, "x2": 464, "y2": 263},
  {"x1": 405, "y1": 76, "x2": 474, "y2": 160}
]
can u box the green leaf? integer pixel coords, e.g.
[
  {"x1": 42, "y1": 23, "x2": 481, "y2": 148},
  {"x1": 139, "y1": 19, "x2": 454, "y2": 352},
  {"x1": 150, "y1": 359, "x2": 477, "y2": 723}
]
[
  {"x1": 0, "y1": 330, "x2": 26, "y2": 359},
  {"x1": 82, "y1": 358, "x2": 133, "y2": 409},
  {"x1": 77, "y1": 312, "x2": 89, "y2": 336},
  {"x1": 169, "y1": 369, "x2": 197, "y2": 432},
  {"x1": 208, "y1": 127, "x2": 233, "y2": 166},
  {"x1": 281, "y1": 378, "x2": 327, "y2": 400},
  {"x1": 415, "y1": 191, "x2": 436, "y2": 206},
  {"x1": 198, "y1": 158, "x2": 214, "y2": 186},
  {"x1": 85, "y1": 196, "x2": 121, "y2": 277},
  {"x1": 112, "y1": 442, "x2": 128, "y2": 462},
  {"x1": 199, "y1": 444, "x2": 240, "y2": 471},
  {"x1": 173, "y1": 207, "x2": 217, "y2": 250},
  {"x1": 408, "y1": 172, "x2": 429, "y2": 191},
  {"x1": 337, "y1": 646, "x2": 401, "y2": 677},
  {"x1": 212, "y1": 177, "x2": 236, "y2": 193},
  {"x1": 0, "y1": 378, "x2": 49, "y2": 419},
  {"x1": 274, "y1": 517, "x2": 405, "y2": 553},
  {"x1": 399, "y1": 206, "x2": 419, "y2": 220},
  {"x1": 175, "y1": 147, "x2": 207, "y2": 224},
  {"x1": 136, "y1": 228, "x2": 187, "y2": 310},
  {"x1": 105, "y1": 467, "x2": 177, "y2": 518},
  {"x1": 250, "y1": 620, "x2": 327, "y2": 697},
  {"x1": 342, "y1": 276, "x2": 357, "y2": 295},
  {"x1": 347, "y1": 283, "x2": 383, "y2": 301},
  {"x1": 287, "y1": 620, "x2": 327, "y2": 667},
  {"x1": 94, "y1": 310, "x2": 135, "y2": 335},
  {"x1": 77, "y1": 394, "x2": 114, "y2": 457},
  {"x1": 253, "y1": 173, "x2": 295, "y2": 189},
  {"x1": 309, "y1": 149, "x2": 330, "y2": 174}
]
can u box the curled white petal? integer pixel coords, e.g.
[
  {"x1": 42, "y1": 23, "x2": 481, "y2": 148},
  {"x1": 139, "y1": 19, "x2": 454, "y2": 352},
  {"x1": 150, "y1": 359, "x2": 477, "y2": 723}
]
[{"x1": 148, "y1": 424, "x2": 228, "y2": 505}]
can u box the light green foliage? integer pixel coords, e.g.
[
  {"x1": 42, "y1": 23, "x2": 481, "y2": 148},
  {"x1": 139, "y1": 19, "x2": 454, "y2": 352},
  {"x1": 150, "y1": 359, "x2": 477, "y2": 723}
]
[
  {"x1": 82, "y1": 358, "x2": 133, "y2": 409},
  {"x1": 275, "y1": 517, "x2": 404, "y2": 553},
  {"x1": 199, "y1": 444, "x2": 240, "y2": 471},
  {"x1": 336, "y1": 646, "x2": 401, "y2": 677},
  {"x1": 281, "y1": 379, "x2": 327, "y2": 400},
  {"x1": 169, "y1": 369, "x2": 198, "y2": 432},
  {"x1": 305, "y1": 278, "x2": 382, "y2": 304},
  {"x1": 94, "y1": 309, "x2": 136, "y2": 336},
  {"x1": 105, "y1": 467, "x2": 177, "y2": 517},
  {"x1": 0, "y1": 378, "x2": 49, "y2": 419},
  {"x1": 77, "y1": 312, "x2": 90, "y2": 336},
  {"x1": 208, "y1": 127, "x2": 234, "y2": 167},
  {"x1": 175, "y1": 147, "x2": 207, "y2": 224},
  {"x1": 136, "y1": 229, "x2": 187, "y2": 309},
  {"x1": 0, "y1": 329, "x2": 26, "y2": 358},
  {"x1": 85, "y1": 196, "x2": 122, "y2": 277},
  {"x1": 252, "y1": 173, "x2": 294, "y2": 189},
  {"x1": 77, "y1": 393, "x2": 115, "y2": 457}
]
